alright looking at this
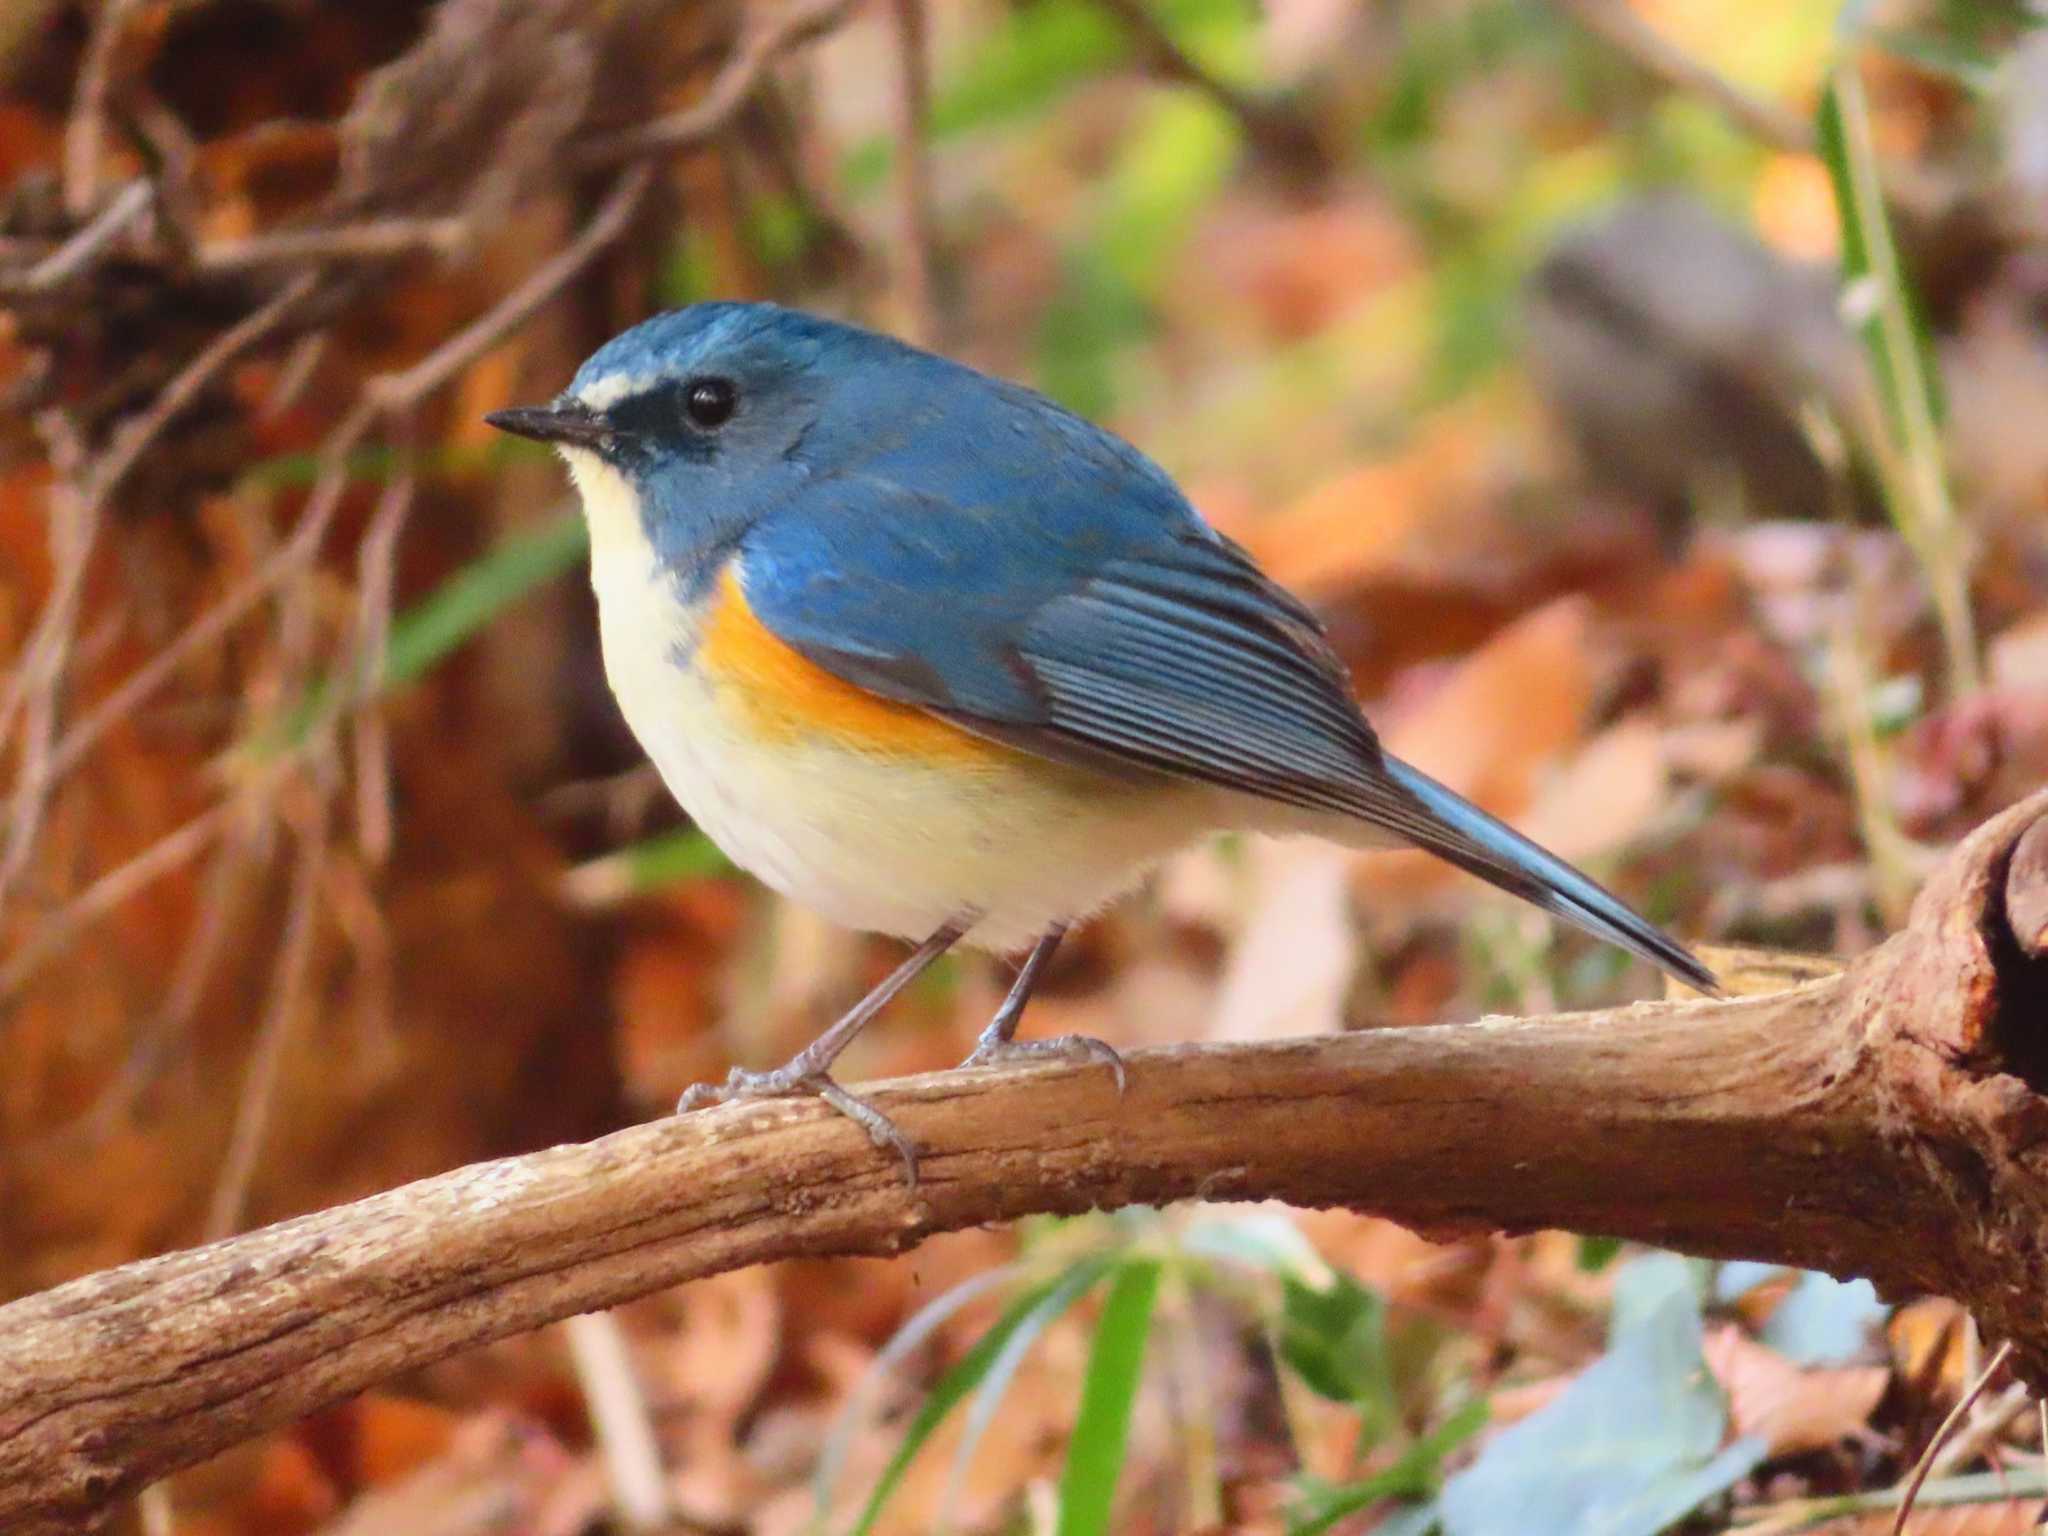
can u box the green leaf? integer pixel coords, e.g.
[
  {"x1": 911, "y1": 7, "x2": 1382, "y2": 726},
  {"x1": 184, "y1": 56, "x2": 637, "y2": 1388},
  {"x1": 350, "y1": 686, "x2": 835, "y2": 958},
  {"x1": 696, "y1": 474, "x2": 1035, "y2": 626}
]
[
  {"x1": 1032, "y1": 91, "x2": 1241, "y2": 416},
  {"x1": 928, "y1": 0, "x2": 1127, "y2": 139},
  {"x1": 1576, "y1": 1235, "x2": 1625, "y2": 1272},
  {"x1": 845, "y1": 1257, "x2": 1114, "y2": 1536},
  {"x1": 1436, "y1": 1254, "x2": 1764, "y2": 1536},
  {"x1": 1278, "y1": 1271, "x2": 1399, "y2": 1441},
  {"x1": 1055, "y1": 1258, "x2": 1164, "y2": 1536},
  {"x1": 1286, "y1": 1399, "x2": 1488, "y2": 1536},
  {"x1": 1092, "y1": 93, "x2": 1241, "y2": 295}
]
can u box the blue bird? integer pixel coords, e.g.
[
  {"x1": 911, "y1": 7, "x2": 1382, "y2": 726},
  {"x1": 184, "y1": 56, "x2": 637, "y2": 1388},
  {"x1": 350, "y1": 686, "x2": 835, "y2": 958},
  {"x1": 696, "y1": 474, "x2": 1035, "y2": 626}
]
[{"x1": 488, "y1": 302, "x2": 1714, "y2": 1176}]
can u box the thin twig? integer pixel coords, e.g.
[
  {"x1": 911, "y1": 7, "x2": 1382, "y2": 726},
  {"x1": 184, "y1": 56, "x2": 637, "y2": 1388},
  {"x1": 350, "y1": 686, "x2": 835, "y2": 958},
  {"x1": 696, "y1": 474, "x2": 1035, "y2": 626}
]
[
  {"x1": 575, "y1": 0, "x2": 856, "y2": 167},
  {"x1": 0, "y1": 414, "x2": 95, "y2": 745},
  {"x1": 0, "y1": 418, "x2": 104, "y2": 911},
  {"x1": 887, "y1": 0, "x2": 937, "y2": 346},
  {"x1": 1927, "y1": 1381, "x2": 2034, "y2": 1478},
  {"x1": 193, "y1": 217, "x2": 470, "y2": 274},
  {"x1": 87, "y1": 273, "x2": 320, "y2": 509},
  {"x1": 563, "y1": 1311, "x2": 673, "y2": 1531},
  {"x1": 43, "y1": 414, "x2": 366, "y2": 795},
  {"x1": 19, "y1": 179, "x2": 151, "y2": 289},
  {"x1": 349, "y1": 466, "x2": 416, "y2": 866},
  {"x1": 1553, "y1": 0, "x2": 1814, "y2": 154},
  {"x1": 203, "y1": 790, "x2": 330, "y2": 1241},
  {"x1": 0, "y1": 165, "x2": 650, "y2": 1006},
  {"x1": 21, "y1": 823, "x2": 261, "y2": 1154},
  {"x1": 0, "y1": 802, "x2": 232, "y2": 1001},
  {"x1": 0, "y1": 278, "x2": 309, "y2": 911},
  {"x1": 1892, "y1": 1339, "x2": 2016, "y2": 1536},
  {"x1": 1094, "y1": 0, "x2": 1325, "y2": 177},
  {"x1": 62, "y1": 0, "x2": 143, "y2": 217},
  {"x1": 40, "y1": 163, "x2": 650, "y2": 799},
  {"x1": 1735, "y1": 1469, "x2": 2048, "y2": 1534},
  {"x1": 369, "y1": 161, "x2": 653, "y2": 409}
]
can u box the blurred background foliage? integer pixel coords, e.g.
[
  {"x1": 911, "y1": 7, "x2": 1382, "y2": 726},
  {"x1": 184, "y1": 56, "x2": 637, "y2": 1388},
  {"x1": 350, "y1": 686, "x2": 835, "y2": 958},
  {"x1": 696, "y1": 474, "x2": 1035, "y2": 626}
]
[{"x1": 3, "y1": 0, "x2": 2048, "y2": 1531}]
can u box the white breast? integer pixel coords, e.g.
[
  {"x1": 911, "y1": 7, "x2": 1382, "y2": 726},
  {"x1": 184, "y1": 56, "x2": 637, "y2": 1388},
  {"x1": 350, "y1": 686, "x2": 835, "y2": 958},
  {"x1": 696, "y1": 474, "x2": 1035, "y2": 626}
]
[{"x1": 562, "y1": 449, "x2": 1219, "y2": 951}]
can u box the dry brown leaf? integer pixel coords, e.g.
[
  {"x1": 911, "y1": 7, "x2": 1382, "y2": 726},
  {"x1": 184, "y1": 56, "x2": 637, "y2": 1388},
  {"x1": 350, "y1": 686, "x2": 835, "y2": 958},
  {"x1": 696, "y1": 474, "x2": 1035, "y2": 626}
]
[
  {"x1": 1242, "y1": 405, "x2": 1512, "y2": 597},
  {"x1": 1518, "y1": 716, "x2": 1669, "y2": 865},
  {"x1": 1702, "y1": 1323, "x2": 1889, "y2": 1458},
  {"x1": 1358, "y1": 597, "x2": 1597, "y2": 905},
  {"x1": 1209, "y1": 839, "x2": 1357, "y2": 1041}
]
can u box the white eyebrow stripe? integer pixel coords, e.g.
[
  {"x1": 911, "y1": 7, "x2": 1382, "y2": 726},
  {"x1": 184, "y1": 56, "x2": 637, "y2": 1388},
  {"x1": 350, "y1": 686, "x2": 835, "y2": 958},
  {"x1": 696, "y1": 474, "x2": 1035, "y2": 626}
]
[{"x1": 573, "y1": 371, "x2": 664, "y2": 412}]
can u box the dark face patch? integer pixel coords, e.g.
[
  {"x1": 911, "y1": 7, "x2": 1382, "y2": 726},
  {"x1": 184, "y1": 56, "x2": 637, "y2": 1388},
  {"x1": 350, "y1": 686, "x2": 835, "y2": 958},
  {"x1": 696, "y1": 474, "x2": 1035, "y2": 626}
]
[{"x1": 604, "y1": 380, "x2": 722, "y2": 464}]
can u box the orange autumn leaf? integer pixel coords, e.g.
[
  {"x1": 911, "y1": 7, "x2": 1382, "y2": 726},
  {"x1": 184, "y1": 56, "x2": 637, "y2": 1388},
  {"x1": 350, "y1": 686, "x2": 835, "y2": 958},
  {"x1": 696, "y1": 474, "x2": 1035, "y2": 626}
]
[
  {"x1": 1243, "y1": 407, "x2": 1512, "y2": 597},
  {"x1": 351, "y1": 1394, "x2": 463, "y2": 1487}
]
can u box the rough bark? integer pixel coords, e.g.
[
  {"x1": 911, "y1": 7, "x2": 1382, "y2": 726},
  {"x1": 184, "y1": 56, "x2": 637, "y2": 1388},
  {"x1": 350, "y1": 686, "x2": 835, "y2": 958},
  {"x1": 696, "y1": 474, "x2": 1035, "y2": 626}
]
[{"x1": 3, "y1": 789, "x2": 2046, "y2": 1533}]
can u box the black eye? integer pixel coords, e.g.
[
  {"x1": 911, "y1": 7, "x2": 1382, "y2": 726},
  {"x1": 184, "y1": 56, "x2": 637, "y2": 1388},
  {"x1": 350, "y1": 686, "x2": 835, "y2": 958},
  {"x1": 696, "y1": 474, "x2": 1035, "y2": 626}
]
[{"x1": 684, "y1": 377, "x2": 737, "y2": 428}]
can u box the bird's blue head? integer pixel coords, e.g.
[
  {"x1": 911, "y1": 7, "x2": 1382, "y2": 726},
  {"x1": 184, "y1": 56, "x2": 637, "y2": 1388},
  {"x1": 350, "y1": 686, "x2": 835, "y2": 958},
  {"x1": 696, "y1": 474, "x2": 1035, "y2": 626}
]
[{"x1": 486, "y1": 302, "x2": 962, "y2": 586}]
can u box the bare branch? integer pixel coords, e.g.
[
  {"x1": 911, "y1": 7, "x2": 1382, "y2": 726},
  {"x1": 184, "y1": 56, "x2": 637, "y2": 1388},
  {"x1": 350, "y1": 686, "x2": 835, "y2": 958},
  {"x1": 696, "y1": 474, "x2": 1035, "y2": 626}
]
[
  {"x1": 886, "y1": 0, "x2": 937, "y2": 346},
  {"x1": 575, "y1": 0, "x2": 857, "y2": 167},
  {"x1": 38, "y1": 164, "x2": 651, "y2": 802},
  {"x1": 62, "y1": 0, "x2": 143, "y2": 217},
  {"x1": 3, "y1": 792, "x2": 2048, "y2": 1533},
  {"x1": 1553, "y1": 0, "x2": 1814, "y2": 154},
  {"x1": 0, "y1": 803, "x2": 233, "y2": 1000},
  {"x1": 1094, "y1": 0, "x2": 1327, "y2": 180},
  {"x1": 202, "y1": 791, "x2": 331, "y2": 1240},
  {"x1": 17, "y1": 180, "x2": 151, "y2": 290},
  {"x1": 193, "y1": 217, "x2": 471, "y2": 274}
]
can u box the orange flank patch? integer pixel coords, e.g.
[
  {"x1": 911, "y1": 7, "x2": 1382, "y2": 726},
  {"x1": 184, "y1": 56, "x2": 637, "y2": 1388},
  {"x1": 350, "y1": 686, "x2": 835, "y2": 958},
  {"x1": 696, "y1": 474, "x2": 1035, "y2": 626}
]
[{"x1": 700, "y1": 567, "x2": 1015, "y2": 763}]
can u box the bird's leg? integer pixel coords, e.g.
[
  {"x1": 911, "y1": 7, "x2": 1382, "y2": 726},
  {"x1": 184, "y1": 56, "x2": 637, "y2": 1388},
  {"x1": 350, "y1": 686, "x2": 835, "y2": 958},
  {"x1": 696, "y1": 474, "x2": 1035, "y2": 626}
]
[
  {"x1": 961, "y1": 925, "x2": 1125, "y2": 1092},
  {"x1": 677, "y1": 917, "x2": 969, "y2": 1185}
]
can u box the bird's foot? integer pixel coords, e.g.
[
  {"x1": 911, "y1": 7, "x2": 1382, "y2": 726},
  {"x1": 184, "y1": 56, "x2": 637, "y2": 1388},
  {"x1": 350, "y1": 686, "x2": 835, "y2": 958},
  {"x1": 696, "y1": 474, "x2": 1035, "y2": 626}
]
[
  {"x1": 677, "y1": 1067, "x2": 920, "y2": 1188},
  {"x1": 961, "y1": 1032, "x2": 1127, "y2": 1094}
]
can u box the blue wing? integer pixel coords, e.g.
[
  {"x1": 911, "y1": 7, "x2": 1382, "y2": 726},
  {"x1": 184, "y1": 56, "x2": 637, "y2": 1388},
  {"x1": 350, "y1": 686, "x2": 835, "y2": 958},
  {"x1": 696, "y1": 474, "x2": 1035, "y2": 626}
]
[{"x1": 738, "y1": 397, "x2": 1712, "y2": 991}]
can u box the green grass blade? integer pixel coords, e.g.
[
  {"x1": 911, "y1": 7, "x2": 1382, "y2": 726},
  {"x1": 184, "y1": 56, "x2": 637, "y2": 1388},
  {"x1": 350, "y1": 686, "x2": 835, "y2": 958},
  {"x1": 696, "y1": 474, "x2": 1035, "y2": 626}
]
[
  {"x1": 1286, "y1": 1398, "x2": 1488, "y2": 1536},
  {"x1": 1816, "y1": 61, "x2": 1980, "y2": 695},
  {"x1": 560, "y1": 827, "x2": 730, "y2": 905},
  {"x1": 845, "y1": 1256, "x2": 1115, "y2": 1536},
  {"x1": 1054, "y1": 1258, "x2": 1164, "y2": 1536},
  {"x1": 937, "y1": 1258, "x2": 1117, "y2": 1532},
  {"x1": 381, "y1": 510, "x2": 587, "y2": 688},
  {"x1": 813, "y1": 1262, "x2": 1028, "y2": 1522}
]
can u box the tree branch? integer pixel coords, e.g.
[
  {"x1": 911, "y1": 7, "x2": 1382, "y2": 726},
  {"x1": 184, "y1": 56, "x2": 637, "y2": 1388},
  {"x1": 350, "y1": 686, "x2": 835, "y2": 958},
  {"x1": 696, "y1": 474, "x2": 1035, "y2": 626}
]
[{"x1": 4, "y1": 790, "x2": 2048, "y2": 1532}]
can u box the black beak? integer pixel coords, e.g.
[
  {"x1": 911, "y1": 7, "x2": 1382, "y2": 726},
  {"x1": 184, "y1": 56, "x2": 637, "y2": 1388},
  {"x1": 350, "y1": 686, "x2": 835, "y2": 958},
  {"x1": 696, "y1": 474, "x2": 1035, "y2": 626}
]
[{"x1": 484, "y1": 400, "x2": 610, "y2": 448}]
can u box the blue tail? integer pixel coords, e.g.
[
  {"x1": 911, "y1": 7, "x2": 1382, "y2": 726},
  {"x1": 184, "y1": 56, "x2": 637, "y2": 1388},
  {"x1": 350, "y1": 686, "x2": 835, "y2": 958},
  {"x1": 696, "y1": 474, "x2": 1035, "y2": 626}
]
[{"x1": 1379, "y1": 756, "x2": 1717, "y2": 993}]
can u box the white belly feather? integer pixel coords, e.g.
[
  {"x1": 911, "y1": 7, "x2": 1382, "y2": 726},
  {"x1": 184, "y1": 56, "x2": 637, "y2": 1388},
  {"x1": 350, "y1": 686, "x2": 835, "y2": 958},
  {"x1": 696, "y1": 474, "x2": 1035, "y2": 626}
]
[{"x1": 566, "y1": 450, "x2": 1215, "y2": 950}]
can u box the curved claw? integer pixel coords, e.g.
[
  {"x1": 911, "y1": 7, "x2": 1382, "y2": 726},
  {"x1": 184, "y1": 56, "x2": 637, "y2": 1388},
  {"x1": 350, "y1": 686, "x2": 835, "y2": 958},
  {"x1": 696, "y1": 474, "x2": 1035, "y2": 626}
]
[
  {"x1": 963, "y1": 1033, "x2": 1127, "y2": 1096},
  {"x1": 675, "y1": 1065, "x2": 920, "y2": 1188}
]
